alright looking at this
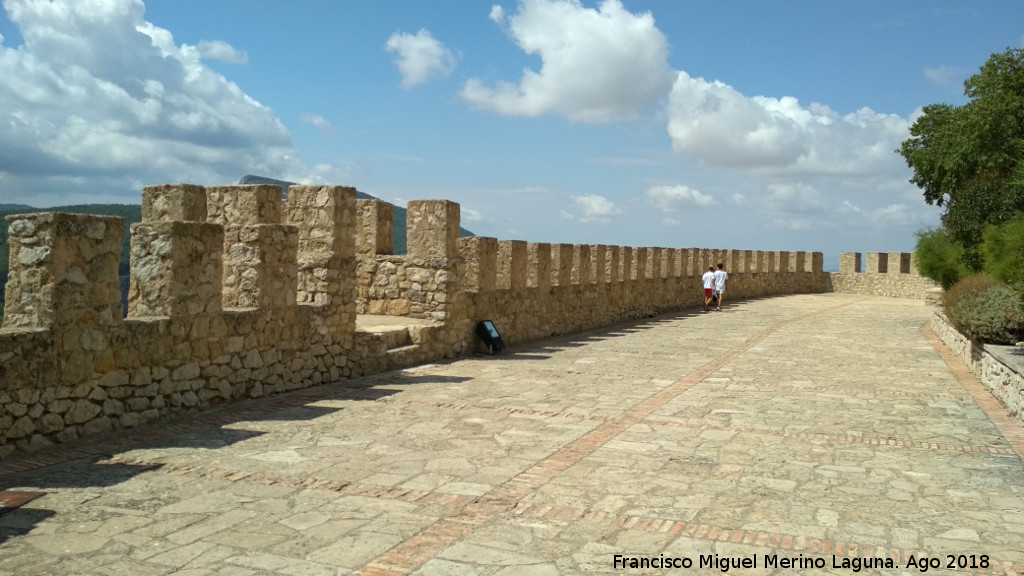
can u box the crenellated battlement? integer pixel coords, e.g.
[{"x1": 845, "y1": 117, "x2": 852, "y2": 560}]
[
  {"x1": 2, "y1": 183, "x2": 912, "y2": 458},
  {"x1": 831, "y1": 251, "x2": 938, "y2": 299}
]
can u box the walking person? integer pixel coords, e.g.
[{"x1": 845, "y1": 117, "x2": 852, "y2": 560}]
[
  {"x1": 713, "y1": 263, "x2": 729, "y2": 311},
  {"x1": 701, "y1": 266, "x2": 716, "y2": 311}
]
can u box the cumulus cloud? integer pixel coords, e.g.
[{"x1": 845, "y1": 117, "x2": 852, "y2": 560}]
[
  {"x1": 570, "y1": 194, "x2": 621, "y2": 222},
  {"x1": 461, "y1": 0, "x2": 675, "y2": 123},
  {"x1": 763, "y1": 182, "x2": 825, "y2": 213},
  {"x1": 644, "y1": 184, "x2": 716, "y2": 212},
  {"x1": 385, "y1": 29, "x2": 456, "y2": 88},
  {"x1": 462, "y1": 207, "x2": 485, "y2": 222},
  {"x1": 666, "y1": 71, "x2": 911, "y2": 177},
  {"x1": 0, "y1": 0, "x2": 317, "y2": 205},
  {"x1": 300, "y1": 113, "x2": 335, "y2": 136},
  {"x1": 197, "y1": 39, "x2": 248, "y2": 64}
]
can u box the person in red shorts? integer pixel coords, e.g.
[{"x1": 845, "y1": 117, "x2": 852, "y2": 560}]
[{"x1": 701, "y1": 266, "x2": 716, "y2": 311}]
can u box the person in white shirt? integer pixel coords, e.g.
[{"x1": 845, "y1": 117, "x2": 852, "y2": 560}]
[
  {"x1": 713, "y1": 263, "x2": 729, "y2": 311},
  {"x1": 701, "y1": 266, "x2": 716, "y2": 311}
]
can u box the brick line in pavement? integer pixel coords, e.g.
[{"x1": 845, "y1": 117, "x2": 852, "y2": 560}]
[
  {"x1": 368, "y1": 398, "x2": 1017, "y2": 457},
  {"x1": 356, "y1": 297, "x2": 872, "y2": 575},
  {"x1": 921, "y1": 325, "x2": 1024, "y2": 459},
  {"x1": 644, "y1": 418, "x2": 1019, "y2": 456}
]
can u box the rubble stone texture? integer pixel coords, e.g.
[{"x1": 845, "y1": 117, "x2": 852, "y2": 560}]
[{"x1": 0, "y1": 183, "x2": 939, "y2": 458}]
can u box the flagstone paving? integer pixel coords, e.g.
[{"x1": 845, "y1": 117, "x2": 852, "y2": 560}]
[{"x1": 1, "y1": 293, "x2": 1022, "y2": 575}]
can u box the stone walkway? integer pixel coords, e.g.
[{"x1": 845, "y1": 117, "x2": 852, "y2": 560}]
[{"x1": 1, "y1": 294, "x2": 1022, "y2": 575}]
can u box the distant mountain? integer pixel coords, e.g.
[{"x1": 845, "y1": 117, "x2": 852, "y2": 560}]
[
  {"x1": 0, "y1": 204, "x2": 34, "y2": 212},
  {"x1": 238, "y1": 175, "x2": 475, "y2": 254}
]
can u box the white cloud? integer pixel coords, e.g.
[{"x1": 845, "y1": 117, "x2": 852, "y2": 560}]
[
  {"x1": 462, "y1": 207, "x2": 485, "y2": 222},
  {"x1": 763, "y1": 182, "x2": 825, "y2": 213},
  {"x1": 385, "y1": 29, "x2": 456, "y2": 89},
  {"x1": 870, "y1": 203, "x2": 912, "y2": 226},
  {"x1": 923, "y1": 65, "x2": 963, "y2": 87},
  {"x1": 461, "y1": 0, "x2": 675, "y2": 123},
  {"x1": 570, "y1": 194, "x2": 620, "y2": 222},
  {"x1": 300, "y1": 113, "x2": 335, "y2": 136},
  {"x1": 0, "y1": 0, "x2": 321, "y2": 206},
  {"x1": 644, "y1": 184, "x2": 716, "y2": 211},
  {"x1": 197, "y1": 39, "x2": 248, "y2": 65},
  {"x1": 666, "y1": 71, "x2": 911, "y2": 178}
]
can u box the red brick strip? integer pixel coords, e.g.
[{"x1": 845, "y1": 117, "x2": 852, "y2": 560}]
[
  {"x1": 921, "y1": 325, "x2": 1024, "y2": 459},
  {"x1": 644, "y1": 419, "x2": 1018, "y2": 457},
  {"x1": 0, "y1": 490, "x2": 46, "y2": 516}
]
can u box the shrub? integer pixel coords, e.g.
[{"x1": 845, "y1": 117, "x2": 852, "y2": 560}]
[
  {"x1": 914, "y1": 227, "x2": 969, "y2": 289},
  {"x1": 944, "y1": 273, "x2": 1024, "y2": 345},
  {"x1": 982, "y1": 212, "x2": 1024, "y2": 290}
]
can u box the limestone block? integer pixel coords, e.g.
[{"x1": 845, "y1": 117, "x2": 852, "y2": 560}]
[
  {"x1": 528, "y1": 242, "x2": 551, "y2": 289},
  {"x1": 865, "y1": 252, "x2": 887, "y2": 274},
  {"x1": 142, "y1": 184, "x2": 208, "y2": 222},
  {"x1": 128, "y1": 221, "x2": 224, "y2": 318},
  {"x1": 672, "y1": 248, "x2": 686, "y2": 277},
  {"x1": 572, "y1": 245, "x2": 592, "y2": 285},
  {"x1": 607, "y1": 246, "x2": 621, "y2": 282},
  {"x1": 775, "y1": 251, "x2": 790, "y2": 273},
  {"x1": 287, "y1": 186, "x2": 357, "y2": 315},
  {"x1": 634, "y1": 247, "x2": 648, "y2": 280},
  {"x1": 222, "y1": 224, "x2": 299, "y2": 309},
  {"x1": 592, "y1": 245, "x2": 608, "y2": 283},
  {"x1": 741, "y1": 250, "x2": 753, "y2": 274},
  {"x1": 684, "y1": 248, "x2": 698, "y2": 276},
  {"x1": 498, "y1": 240, "x2": 527, "y2": 291},
  {"x1": 792, "y1": 251, "x2": 806, "y2": 273},
  {"x1": 461, "y1": 237, "x2": 498, "y2": 292},
  {"x1": 888, "y1": 252, "x2": 911, "y2": 274},
  {"x1": 288, "y1": 186, "x2": 357, "y2": 257},
  {"x1": 649, "y1": 248, "x2": 662, "y2": 279},
  {"x1": 407, "y1": 200, "x2": 460, "y2": 260},
  {"x1": 207, "y1": 185, "x2": 282, "y2": 226},
  {"x1": 551, "y1": 245, "x2": 570, "y2": 287},
  {"x1": 3, "y1": 213, "x2": 123, "y2": 338},
  {"x1": 355, "y1": 198, "x2": 393, "y2": 256},
  {"x1": 620, "y1": 246, "x2": 633, "y2": 282},
  {"x1": 810, "y1": 252, "x2": 824, "y2": 274},
  {"x1": 840, "y1": 253, "x2": 862, "y2": 274}
]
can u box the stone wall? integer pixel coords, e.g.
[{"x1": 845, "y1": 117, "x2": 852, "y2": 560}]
[
  {"x1": 829, "y1": 251, "x2": 940, "y2": 299},
  {"x1": 0, "y1": 184, "x2": 836, "y2": 458},
  {"x1": 931, "y1": 311, "x2": 1024, "y2": 427}
]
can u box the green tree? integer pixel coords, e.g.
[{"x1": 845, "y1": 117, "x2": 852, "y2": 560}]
[
  {"x1": 914, "y1": 227, "x2": 969, "y2": 289},
  {"x1": 982, "y1": 212, "x2": 1024, "y2": 289},
  {"x1": 899, "y1": 48, "x2": 1024, "y2": 266}
]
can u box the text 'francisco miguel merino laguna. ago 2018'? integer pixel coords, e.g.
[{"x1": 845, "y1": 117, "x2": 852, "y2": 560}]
[{"x1": 612, "y1": 553, "x2": 991, "y2": 572}]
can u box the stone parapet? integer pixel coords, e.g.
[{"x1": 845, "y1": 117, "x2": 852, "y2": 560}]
[{"x1": 1, "y1": 183, "x2": 886, "y2": 459}]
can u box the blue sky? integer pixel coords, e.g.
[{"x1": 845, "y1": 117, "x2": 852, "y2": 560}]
[{"x1": 1, "y1": 1, "x2": 1023, "y2": 269}]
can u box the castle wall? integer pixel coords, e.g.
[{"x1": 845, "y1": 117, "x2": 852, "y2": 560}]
[
  {"x1": 1, "y1": 185, "x2": 923, "y2": 458},
  {"x1": 829, "y1": 252, "x2": 939, "y2": 299}
]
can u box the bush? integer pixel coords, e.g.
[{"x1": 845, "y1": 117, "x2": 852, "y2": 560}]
[
  {"x1": 944, "y1": 273, "x2": 1024, "y2": 345},
  {"x1": 914, "y1": 227, "x2": 970, "y2": 289},
  {"x1": 982, "y1": 212, "x2": 1024, "y2": 290}
]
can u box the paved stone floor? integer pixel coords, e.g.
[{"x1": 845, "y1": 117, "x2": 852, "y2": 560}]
[{"x1": 1, "y1": 294, "x2": 1023, "y2": 576}]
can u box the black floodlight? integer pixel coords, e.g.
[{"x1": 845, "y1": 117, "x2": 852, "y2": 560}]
[{"x1": 475, "y1": 320, "x2": 505, "y2": 354}]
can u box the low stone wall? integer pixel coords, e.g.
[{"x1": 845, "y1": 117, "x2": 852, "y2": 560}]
[{"x1": 931, "y1": 311, "x2": 1024, "y2": 425}]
